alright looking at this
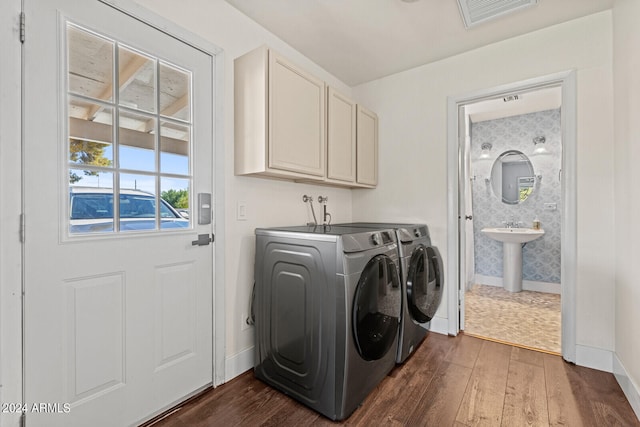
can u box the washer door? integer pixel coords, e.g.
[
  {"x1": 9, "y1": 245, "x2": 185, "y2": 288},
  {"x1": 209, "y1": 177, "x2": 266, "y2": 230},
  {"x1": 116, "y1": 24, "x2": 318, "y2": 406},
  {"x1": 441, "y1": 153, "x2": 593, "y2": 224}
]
[
  {"x1": 407, "y1": 245, "x2": 444, "y2": 323},
  {"x1": 353, "y1": 254, "x2": 401, "y2": 361}
]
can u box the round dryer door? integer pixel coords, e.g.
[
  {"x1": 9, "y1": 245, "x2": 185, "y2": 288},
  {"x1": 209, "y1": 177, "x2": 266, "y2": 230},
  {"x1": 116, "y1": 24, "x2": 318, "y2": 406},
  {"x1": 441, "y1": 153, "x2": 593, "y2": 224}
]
[
  {"x1": 353, "y1": 254, "x2": 401, "y2": 361},
  {"x1": 406, "y1": 245, "x2": 444, "y2": 323}
]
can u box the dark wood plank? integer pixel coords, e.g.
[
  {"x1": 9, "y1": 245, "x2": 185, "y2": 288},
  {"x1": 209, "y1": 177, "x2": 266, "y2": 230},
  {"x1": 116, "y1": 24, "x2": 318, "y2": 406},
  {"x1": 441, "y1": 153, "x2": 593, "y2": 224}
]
[
  {"x1": 543, "y1": 353, "x2": 587, "y2": 426},
  {"x1": 455, "y1": 340, "x2": 511, "y2": 426},
  {"x1": 543, "y1": 353, "x2": 640, "y2": 427},
  {"x1": 445, "y1": 333, "x2": 483, "y2": 369},
  {"x1": 502, "y1": 359, "x2": 549, "y2": 426},
  {"x1": 349, "y1": 332, "x2": 452, "y2": 426},
  {"x1": 404, "y1": 361, "x2": 473, "y2": 426},
  {"x1": 260, "y1": 399, "x2": 325, "y2": 427},
  {"x1": 510, "y1": 345, "x2": 545, "y2": 368}
]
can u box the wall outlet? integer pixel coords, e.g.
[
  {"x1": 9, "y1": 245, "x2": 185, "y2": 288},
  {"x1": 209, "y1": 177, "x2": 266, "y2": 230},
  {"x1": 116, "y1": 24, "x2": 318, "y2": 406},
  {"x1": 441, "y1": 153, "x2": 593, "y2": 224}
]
[{"x1": 544, "y1": 203, "x2": 557, "y2": 211}]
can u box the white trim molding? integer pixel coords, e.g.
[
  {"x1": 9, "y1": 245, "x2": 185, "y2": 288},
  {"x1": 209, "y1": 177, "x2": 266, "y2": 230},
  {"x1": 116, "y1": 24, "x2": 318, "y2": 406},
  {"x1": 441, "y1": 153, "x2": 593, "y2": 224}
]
[
  {"x1": 614, "y1": 354, "x2": 640, "y2": 421},
  {"x1": 474, "y1": 275, "x2": 561, "y2": 294},
  {"x1": 428, "y1": 316, "x2": 449, "y2": 336},
  {"x1": 575, "y1": 344, "x2": 613, "y2": 373},
  {"x1": 225, "y1": 347, "x2": 254, "y2": 383}
]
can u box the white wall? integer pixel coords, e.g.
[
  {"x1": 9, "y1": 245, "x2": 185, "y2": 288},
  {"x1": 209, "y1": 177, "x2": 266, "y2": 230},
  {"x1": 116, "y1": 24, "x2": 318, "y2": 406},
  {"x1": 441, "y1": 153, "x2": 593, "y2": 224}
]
[
  {"x1": 613, "y1": 0, "x2": 640, "y2": 418},
  {"x1": 131, "y1": 0, "x2": 356, "y2": 368},
  {"x1": 352, "y1": 12, "x2": 616, "y2": 354}
]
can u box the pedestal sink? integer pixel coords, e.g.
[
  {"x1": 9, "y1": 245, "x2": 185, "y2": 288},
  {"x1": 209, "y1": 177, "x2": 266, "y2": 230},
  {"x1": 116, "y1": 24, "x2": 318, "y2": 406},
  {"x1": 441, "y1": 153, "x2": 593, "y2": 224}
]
[{"x1": 480, "y1": 227, "x2": 545, "y2": 292}]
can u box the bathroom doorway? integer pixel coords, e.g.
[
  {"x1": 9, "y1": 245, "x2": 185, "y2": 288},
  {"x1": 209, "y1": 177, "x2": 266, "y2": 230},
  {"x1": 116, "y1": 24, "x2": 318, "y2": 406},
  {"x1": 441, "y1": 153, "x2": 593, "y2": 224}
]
[
  {"x1": 464, "y1": 86, "x2": 562, "y2": 353},
  {"x1": 446, "y1": 71, "x2": 577, "y2": 362}
]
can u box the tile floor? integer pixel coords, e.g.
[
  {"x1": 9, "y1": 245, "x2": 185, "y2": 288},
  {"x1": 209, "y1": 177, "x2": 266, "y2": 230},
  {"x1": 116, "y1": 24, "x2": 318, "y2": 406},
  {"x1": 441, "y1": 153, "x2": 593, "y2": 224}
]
[{"x1": 464, "y1": 283, "x2": 561, "y2": 354}]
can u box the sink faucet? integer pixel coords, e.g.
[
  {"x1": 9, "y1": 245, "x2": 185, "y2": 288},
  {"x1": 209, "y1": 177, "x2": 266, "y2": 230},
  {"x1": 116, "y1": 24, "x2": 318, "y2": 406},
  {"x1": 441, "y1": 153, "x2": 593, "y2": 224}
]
[{"x1": 504, "y1": 218, "x2": 522, "y2": 228}]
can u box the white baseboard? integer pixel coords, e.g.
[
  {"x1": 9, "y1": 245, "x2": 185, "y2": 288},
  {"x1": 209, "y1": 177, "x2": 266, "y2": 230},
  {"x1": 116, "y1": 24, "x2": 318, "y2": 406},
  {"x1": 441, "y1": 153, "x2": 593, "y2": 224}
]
[
  {"x1": 429, "y1": 316, "x2": 449, "y2": 336},
  {"x1": 224, "y1": 346, "x2": 254, "y2": 382},
  {"x1": 575, "y1": 344, "x2": 613, "y2": 373},
  {"x1": 614, "y1": 354, "x2": 640, "y2": 421},
  {"x1": 475, "y1": 274, "x2": 561, "y2": 294}
]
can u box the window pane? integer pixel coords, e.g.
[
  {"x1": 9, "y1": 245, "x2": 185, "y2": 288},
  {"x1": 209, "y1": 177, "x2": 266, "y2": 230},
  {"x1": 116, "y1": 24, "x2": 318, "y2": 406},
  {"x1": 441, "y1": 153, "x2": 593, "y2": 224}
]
[
  {"x1": 69, "y1": 168, "x2": 113, "y2": 188},
  {"x1": 159, "y1": 62, "x2": 190, "y2": 121},
  {"x1": 119, "y1": 110, "x2": 156, "y2": 171},
  {"x1": 69, "y1": 170, "x2": 114, "y2": 235},
  {"x1": 160, "y1": 121, "x2": 189, "y2": 175},
  {"x1": 69, "y1": 98, "x2": 113, "y2": 167},
  {"x1": 161, "y1": 178, "x2": 190, "y2": 229},
  {"x1": 66, "y1": 24, "x2": 195, "y2": 238},
  {"x1": 120, "y1": 173, "x2": 155, "y2": 194},
  {"x1": 69, "y1": 97, "x2": 114, "y2": 131},
  {"x1": 119, "y1": 46, "x2": 156, "y2": 113},
  {"x1": 67, "y1": 24, "x2": 114, "y2": 102},
  {"x1": 119, "y1": 174, "x2": 156, "y2": 232}
]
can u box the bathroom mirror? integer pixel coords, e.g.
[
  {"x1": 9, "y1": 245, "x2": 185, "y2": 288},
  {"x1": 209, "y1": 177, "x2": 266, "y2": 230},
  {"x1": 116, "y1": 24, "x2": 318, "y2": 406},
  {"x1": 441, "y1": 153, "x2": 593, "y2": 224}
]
[{"x1": 490, "y1": 150, "x2": 535, "y2": 205}]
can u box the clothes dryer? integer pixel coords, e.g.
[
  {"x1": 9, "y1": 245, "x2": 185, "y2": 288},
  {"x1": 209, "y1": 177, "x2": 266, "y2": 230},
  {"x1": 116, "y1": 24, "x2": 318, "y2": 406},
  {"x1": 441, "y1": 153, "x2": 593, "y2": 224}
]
[
  {"x1": 336, "y1": 223, "x2": 444, "y2": 363},
  {"x1": 253, "y1": 225, "x2": 402, "y2": 420}
]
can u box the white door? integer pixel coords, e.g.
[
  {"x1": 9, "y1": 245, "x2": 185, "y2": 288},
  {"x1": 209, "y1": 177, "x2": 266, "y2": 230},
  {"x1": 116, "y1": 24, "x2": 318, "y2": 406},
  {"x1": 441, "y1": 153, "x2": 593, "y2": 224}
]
[
  {"x1": 457, "y1": 105, "x2": 468, "y2": 331},
  {"x1": 23, "y1": 1, "x2": 215, "y2": 425}
]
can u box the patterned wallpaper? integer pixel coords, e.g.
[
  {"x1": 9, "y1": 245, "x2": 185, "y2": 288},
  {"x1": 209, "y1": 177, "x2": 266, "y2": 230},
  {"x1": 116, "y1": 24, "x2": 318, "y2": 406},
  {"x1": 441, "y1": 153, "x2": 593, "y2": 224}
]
[{"x1": 470, "y1": 109, "x2": 561, "y2": 284}]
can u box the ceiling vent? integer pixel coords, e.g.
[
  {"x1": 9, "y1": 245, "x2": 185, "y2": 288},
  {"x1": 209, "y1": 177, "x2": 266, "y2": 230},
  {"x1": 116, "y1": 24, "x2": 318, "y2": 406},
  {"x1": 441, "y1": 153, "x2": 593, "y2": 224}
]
[{"x1": 457, "y1": 0, "x2": 538, "y2": 29}]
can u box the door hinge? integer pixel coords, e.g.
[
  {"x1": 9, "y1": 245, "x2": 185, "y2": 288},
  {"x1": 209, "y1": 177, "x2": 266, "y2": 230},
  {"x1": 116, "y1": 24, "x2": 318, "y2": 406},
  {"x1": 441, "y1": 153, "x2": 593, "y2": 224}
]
[
  {"x1": 20, "y1": 12, "x2": 25, "y2": 43},
  {"x1": 20, "y1": 213, "x2": 25, "y2": 243}
]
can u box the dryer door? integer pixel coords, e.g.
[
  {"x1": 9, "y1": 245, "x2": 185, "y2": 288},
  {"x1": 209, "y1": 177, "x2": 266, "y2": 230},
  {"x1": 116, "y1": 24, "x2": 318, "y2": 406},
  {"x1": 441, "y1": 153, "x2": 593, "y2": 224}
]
[
  {"x1": 353, "y1": 254, "x2": 401, "y2": 361},
  {"x1": 407, "y1": 245, "x2": 444, "y2": 323}
]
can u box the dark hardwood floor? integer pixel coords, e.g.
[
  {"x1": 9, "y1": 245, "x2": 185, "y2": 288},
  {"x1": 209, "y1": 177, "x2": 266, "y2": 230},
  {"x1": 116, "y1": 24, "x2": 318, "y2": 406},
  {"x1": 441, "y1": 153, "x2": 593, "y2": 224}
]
[{"x1": 147, "y1": 333, "x2": 639, "y2": 426}]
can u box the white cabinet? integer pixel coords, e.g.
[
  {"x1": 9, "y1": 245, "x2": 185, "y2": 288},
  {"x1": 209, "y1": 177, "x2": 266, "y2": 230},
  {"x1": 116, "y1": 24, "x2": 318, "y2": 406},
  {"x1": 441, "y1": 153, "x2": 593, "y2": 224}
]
[
  {"x1": 234, "y1": 46, "x2": 378, "y2": 188},
  {"x1": 326, "y1": 87, "x2": 356, "y2": 183},
  {"x1": 356, "y1": 105, "x2": 378, "y2": 186},
  {"x1": 326, "y1": 88, "x2": 378, "y2": 188},
  {"x1": 235, "y1": 46, "x2": 325, "y2": 179}
]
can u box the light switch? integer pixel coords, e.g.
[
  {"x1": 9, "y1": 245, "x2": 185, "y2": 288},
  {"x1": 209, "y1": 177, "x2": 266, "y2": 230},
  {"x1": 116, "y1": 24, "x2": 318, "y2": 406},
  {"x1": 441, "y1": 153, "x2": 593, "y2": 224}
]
[{"x1": 237, "y1": 201, "x2": 247, "y2": 221}]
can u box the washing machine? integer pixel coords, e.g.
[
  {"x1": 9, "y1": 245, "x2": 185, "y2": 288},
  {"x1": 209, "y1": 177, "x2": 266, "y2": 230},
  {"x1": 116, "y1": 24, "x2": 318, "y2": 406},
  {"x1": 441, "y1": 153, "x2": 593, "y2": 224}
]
[
  {"x1": 253, "y1": 225, "x2": 402, "y2": 420},
  {"x1": 336, "y1": 223, "x2": 444, "y2": 363}
]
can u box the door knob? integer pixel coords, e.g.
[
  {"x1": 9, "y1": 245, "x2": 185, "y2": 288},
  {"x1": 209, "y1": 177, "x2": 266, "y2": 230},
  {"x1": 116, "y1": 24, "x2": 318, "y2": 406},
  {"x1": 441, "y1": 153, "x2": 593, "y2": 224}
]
[{"x1": 192, "y1": 233, "x2": 214, "y2": 246}]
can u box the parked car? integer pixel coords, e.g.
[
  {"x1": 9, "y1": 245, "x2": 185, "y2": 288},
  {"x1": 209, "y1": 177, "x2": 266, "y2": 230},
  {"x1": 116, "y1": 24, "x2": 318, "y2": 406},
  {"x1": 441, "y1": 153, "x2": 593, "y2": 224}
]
[
  {"x1": 176, "y1": 208, "x2": 190, "y2": 219},
  {"x1": 69, "y1": 187, "x2": 189, "y2": 233}
]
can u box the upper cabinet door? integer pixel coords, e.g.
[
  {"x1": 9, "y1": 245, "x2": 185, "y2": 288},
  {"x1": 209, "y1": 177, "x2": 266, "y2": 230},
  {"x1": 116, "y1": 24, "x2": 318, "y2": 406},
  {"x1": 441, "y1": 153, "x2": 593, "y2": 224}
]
[
  {"x1": 357, "y1": 105, "x2": 378, "y2": 186},
  {"x1": 268, "y1": 52, "x2": 325, "y2": 177},
  {"x1": 327, "y1": 87, "x2": 357, "y2": 183}
]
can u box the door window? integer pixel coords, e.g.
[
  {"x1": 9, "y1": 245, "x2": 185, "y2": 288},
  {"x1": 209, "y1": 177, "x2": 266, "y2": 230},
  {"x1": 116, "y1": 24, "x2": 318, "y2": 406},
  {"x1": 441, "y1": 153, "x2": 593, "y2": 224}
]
[
  {"x1": 66, "y1": 23, "x2": 192, "y2": 235},
  {"x1": 352, "y1": 255, "x2": 401, "y2": 361},
  {"x1": 407, "y1": 245, "x2": 443, "y2": 323}
]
